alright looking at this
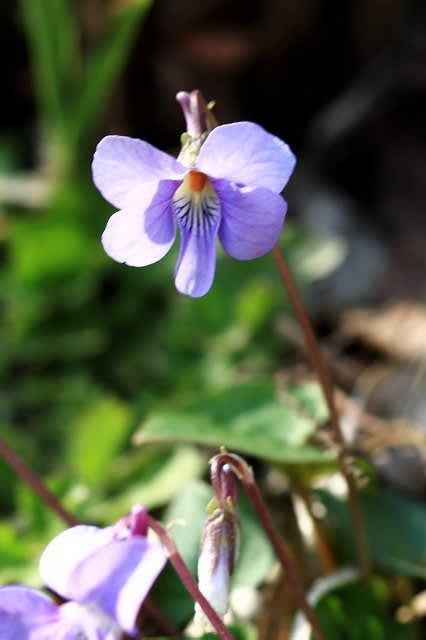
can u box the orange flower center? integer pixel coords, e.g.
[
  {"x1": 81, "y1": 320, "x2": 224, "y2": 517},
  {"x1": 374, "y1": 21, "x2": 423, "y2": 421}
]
[{"x1": 188, "y1": 170, "x2": 208, "y2": 192}]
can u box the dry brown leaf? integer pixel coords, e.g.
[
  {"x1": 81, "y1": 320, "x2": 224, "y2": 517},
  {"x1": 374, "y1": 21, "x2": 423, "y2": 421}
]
[{"x1": 341, "y1": 301, "x2": 426, "y2": 361}]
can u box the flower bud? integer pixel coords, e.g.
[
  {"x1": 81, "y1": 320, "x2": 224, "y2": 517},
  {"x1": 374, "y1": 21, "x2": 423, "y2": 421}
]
[{"x1": 195, "y1": 492, "x2": 239, "y2": 627}]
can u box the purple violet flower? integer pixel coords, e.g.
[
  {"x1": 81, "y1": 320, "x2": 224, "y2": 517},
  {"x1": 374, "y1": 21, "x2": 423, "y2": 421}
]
[
  {"x1": 0, "y1": 506, "x2": 167, "y2": 639},
  {"x1": 92, "y1": 100, "x2": 296, "y2": 297}
]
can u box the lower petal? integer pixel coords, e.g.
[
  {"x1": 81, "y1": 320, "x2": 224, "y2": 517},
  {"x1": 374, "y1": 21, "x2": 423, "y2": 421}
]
[
  {"x1": 0, "y1": 587, "x2": 59, "y2": 639},
  {"x1": 215, "y1": 180, "x2": 287, "y2": 260},
  {"x1": 174, "y1": 221, "x2": 219, "y2": 297},
  {"x1": 34, "y1": 602, "x2": 123, "y2": 640},
  {"x1": 101, "y1": 180, "x2": 178, "y2": 267}
]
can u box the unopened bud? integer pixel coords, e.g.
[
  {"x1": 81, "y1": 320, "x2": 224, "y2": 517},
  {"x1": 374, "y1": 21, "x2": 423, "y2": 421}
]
[{"x1": 195, "y1": 496, "x2": 239, "y2": 628}]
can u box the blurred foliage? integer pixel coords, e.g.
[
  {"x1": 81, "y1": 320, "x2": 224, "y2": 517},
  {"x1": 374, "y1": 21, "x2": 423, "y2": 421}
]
[
  {"x1": 0, "y1": 0, "x2": 343, "y2": 581},
  {"x1": 316, "y1": 579, "x2": 416, "y2": 640},
  {"x1": 317, "y1": 487, "x2": 426, "y2": 579},
  {"x1": 0, "y1": 2, "x2": 425, "y2": 639},
  {"x1": 136, "y1": 379, "x2": 334, "y2": 467}
]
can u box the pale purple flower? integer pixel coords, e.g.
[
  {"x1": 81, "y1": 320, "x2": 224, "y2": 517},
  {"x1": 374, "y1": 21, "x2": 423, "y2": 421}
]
[
  {"x1": 0, "y1": 506, "x2": 167, "y2": 639},
  {"x1": 93, "y1": 119, "x2": 296, "y2": 297}
]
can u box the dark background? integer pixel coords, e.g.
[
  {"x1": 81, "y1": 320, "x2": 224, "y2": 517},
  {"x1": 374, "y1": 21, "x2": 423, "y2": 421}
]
[{"x1": 3, "y1": 0, "x2": 426, "y2": 304}]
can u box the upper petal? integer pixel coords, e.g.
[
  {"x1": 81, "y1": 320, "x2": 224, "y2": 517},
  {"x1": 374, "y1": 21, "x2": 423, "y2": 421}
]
[
  {"x1": 197, "y1": 122, "x2": 296, "y2": 193},
  {"x1": 39, "y1": 525, "x2": 114, "y2": 597},
  {"x1": 40, "y1": 525, "x2": 167, "y2": 635},
  {"x1": 92, "y1": 135, "x2": 186, "y2": 208},
  {"x1": 216, "y1": 180, "x2": 287, "y2": 260},
  {"x1": 101, "y1": 180, "x2": 177, "y2": 267},
  {"x1": 174, "y1": 219, "x2": 220, "y2": 297},
  {"x1": 0, "y1": 586, "x2": 59, "y2": 639}
]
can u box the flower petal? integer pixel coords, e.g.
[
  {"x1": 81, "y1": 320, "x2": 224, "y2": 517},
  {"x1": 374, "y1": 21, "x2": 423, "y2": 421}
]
[
  {"x1": 33, "y1": 602, "x2": 123, "y2": 640},
  {"x1": 40, "y1": 525, "x2": 114, "y2": 597},
  {"x1": 175, "y1": 219, "x2": 220, "y2": 297},
  {"x1": 40, "y1": 525, "x2": 167, "y2": 635},
  {"x1": 101, "y1": 180, "x2": 177, "y2": 267},
  {"x1": 0, "y1": 586, "x2": 59, "y2": 639},
  {"x1": 215, "y1": 180, "x2": 287, "y2": 259},
  {"x1": 93, "y1": 135, "x2": 186, "y2": 208},
  {"x1": 73, "y1": 538, "x2": 167, "y2": 635},
  {"x1": 197, "y1": 122, "x2": 296, "y2": 193}
]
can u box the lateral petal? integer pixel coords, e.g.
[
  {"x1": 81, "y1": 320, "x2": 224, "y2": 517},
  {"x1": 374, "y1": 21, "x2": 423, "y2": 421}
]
[
  {"x1": 101, "y1": 180, "x2": 177, "y2": 267},
  {"x1": 216, "y1": 180, "x2": 287, "y2": 260}
]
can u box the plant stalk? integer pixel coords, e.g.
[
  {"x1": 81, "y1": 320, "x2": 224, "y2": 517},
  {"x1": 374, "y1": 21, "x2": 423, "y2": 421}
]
[
  {"x1": 271, "y1": 245, "x2": 371, "y2": 579},
  {"x1": 211, "y1": 453, "x2": 324, "y2": 640},
  {"x1": 0, "y1": 437, "x2": 78, "y2": 526},
  {"x1": 147, "y1": 516, "x2": 234, "y2": 640}
]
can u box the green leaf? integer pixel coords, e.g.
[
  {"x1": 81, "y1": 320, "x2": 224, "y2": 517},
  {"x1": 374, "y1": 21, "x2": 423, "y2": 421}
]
[
  {"x1": 20, "y1": 0, "x2": 67, "y2": 136},
  {"x1": 67, "y1": 395, "x2": 133, "y2": 487},
  {"x1": 70, "y1": 0, "x2": 153, "y2": 149},
  {"x1": 88, "y1": 446, "x2": 205, "y2": 521},
  {"x1": 317, "y1": 487, "x2": 426, "y2": 578},
  {"x1": 10, "y1": 216, "x2": 101, "y2": 287},
  {"x1": 135, "y1": 381, "x2": 333, "y2": 465},
  {"x1": 0, "y1": 522, "x2": 33, "y2": 566},
  {"x1": 315, "y1": 578, "x2": 417, "y2": 640},
  {"x1": 47, "y1": 0, "x2": 79, "y2": 97},
  {"x1": 156, "y1": 625, "x2": 256, "y2": 640},
  {"x1": 200, "y1": 623, "x2": 257, "y2": 640},
  {"x1": 232, "y1": 494, "x2": 276, "y2": 589}
]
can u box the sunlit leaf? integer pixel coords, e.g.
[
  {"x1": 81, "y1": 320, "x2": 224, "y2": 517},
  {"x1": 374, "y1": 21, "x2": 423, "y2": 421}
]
[
  {"x1": 70, "y1": 0, "x2": 153, "y2": 150},
  {"x1": 135, "y1": 381, "x2": 332, "y2": 465},
  {"x1": 88, "y1": 446, "x2": 205, "y2": 521},
  {"x1": 67, "y1": 395, "x2": 133, "y2": 487}
]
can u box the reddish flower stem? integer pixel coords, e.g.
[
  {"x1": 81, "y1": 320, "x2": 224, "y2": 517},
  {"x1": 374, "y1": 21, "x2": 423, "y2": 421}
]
[
  {"x1": 210, "y1": 453, "x2": 324, "y2": 640},
  {"x1": 0, "y1": 437, "x2": 78, "y2": 526},
  {"x1": 271, "y1": 245, "x2": 371, "y2": 579},
  {"x1": 147, "y1": 516, "x2": 234, "y2": 640}
]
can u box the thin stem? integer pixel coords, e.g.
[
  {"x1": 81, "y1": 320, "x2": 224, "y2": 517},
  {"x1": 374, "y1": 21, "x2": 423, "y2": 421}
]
[
  {"x1": 143, "y1": 596, "x2": 180, "y2": 638},
  {"x1": 0, "y1": 437, "x2": 78, "y2": 526},
  {"x1": 147, "y1": 516, "x2": 234, "y2": 640},
  {"x1": 293, "y1": 484, "x2": 337, "y2": 574},
  {"x1": 211, "y1": 453, "x2": 324, "y2": 640},
  {"x1": 271, "y1": 245, "x2": 371, "y2": 579}
]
